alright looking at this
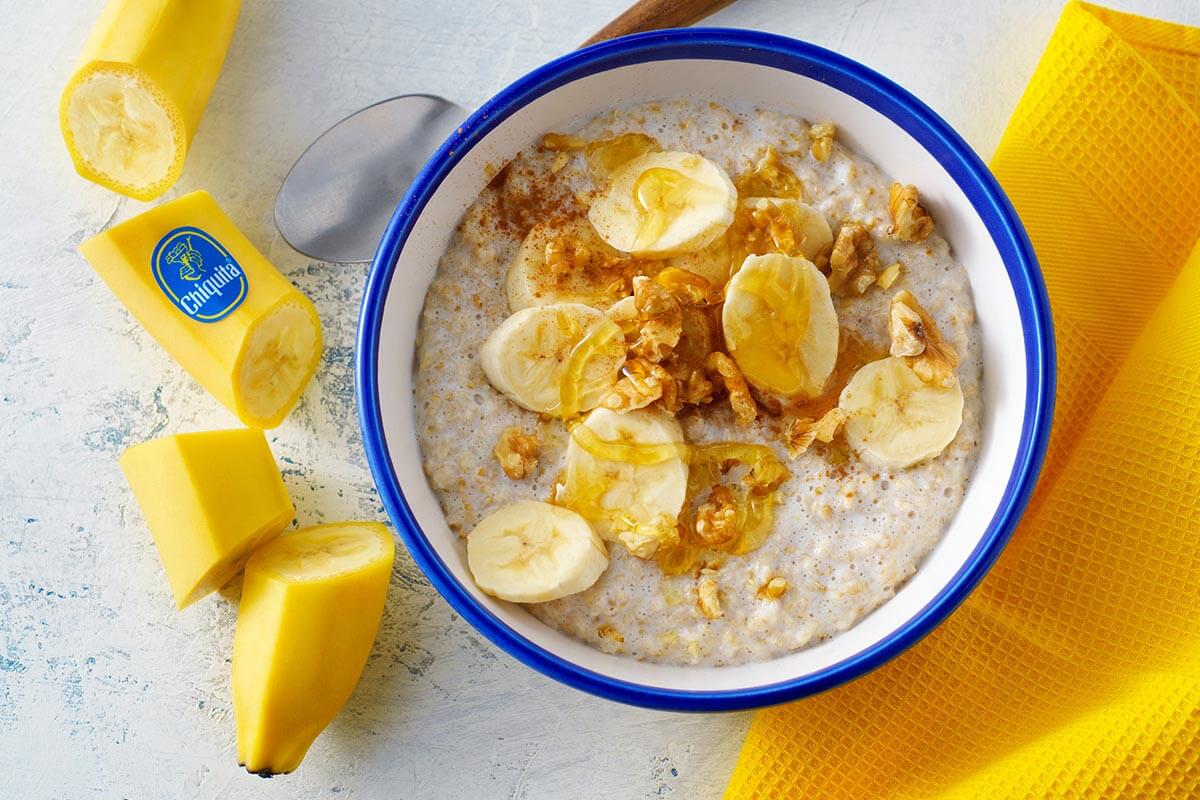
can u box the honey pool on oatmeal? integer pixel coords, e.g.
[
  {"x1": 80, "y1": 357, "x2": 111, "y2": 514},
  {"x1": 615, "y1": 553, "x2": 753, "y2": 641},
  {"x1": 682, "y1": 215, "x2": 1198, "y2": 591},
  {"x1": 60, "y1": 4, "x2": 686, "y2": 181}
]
[{"x1": 414, "y1": 99, "x2": 982, "y2": 666}]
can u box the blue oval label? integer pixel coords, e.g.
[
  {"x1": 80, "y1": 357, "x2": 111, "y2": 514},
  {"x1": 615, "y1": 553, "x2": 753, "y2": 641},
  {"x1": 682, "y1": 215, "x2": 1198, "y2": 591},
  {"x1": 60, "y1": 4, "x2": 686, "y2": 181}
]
[{"x1": 151, "y1": 226, "x2": 248, "y2": 323}]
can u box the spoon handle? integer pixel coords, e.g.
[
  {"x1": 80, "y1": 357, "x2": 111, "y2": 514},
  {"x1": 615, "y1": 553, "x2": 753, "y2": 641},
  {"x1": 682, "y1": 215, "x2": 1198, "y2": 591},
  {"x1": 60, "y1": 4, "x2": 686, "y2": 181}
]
[{"x1": 580, "y1": 0, "x2": 736, "y2": 47}]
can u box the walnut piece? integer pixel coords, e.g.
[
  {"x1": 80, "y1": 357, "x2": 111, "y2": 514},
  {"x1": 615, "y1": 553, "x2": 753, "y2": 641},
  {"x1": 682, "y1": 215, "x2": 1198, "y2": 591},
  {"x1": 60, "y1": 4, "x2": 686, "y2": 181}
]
[
  {"x1": 828, "y1": 222, "x2": 879, "y2": 295},
  {"x1": 809, "y1": 121, "x2": 835, "y2": 162},
  {"x1": 618, "y1": 517, "x2": 678, "y2": 559},
  {"x1": 585, "y1": 132, "x2": 659, "y2": 177},
  {"x1": 757, "y1": 576, "x2": 788, "y2": 600},
  {"x1": 540, "y1": 132, "x2": 586, "y2": 152},
  {"x1": 729, "y1": 198, "x2": 806, "y2": 262},
  {"x1": 494, "y1": 426, "x2": 539, "y2": 480},
  {"x1": 601, "y1": 357, "x2": 674, "y2": 412},
  {"x1": 681, "y1": 368, "x2": 715, "y2": 406},
  {"x1": 705, "y1": 352, "x2": 758, "y2": 425},
  {"x1": 628, "y1": 276, "x2": 682, "y2": 363},
  {"x1": 876, "y1": 262, "x2": 903, "y2": 289},
  {"x1": 734, "y1": 145, "x2": 803, "y2": 198},
  {"x1": 694, "y1": 485, "x2": 740, "y2": 549},
  {"x1": 697, "y1": 570, "x2": 724, "y2": 619},
  {"x1": 887, "y1": 183, "x2": 935, "y2": 242},
  {"x1": 782, "y1": 408, "x2": 846, "y2": 457},
  {"x1": 889, "y1": 290, "x2": 958, "y2": 385},
  {"x1": 597, "y1": 624, "x2": 624, "y2": 644}
]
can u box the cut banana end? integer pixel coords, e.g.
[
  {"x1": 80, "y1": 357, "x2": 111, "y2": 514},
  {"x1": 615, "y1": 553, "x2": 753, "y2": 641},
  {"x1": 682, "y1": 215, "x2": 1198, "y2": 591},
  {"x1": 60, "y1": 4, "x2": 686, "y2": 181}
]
[
  {"x1": 588, "y1": 151, "x2": 737, "y2": 257},
  {"x1": 467, "y1": 501, "x2": 608, "y2": 603},
  {"x1": 234, "y1": 298, "x2": 323, "y2": 428},
  {"x1": 722, "y1": 253, "x2": 839, "y2": 398},
  {"x1": 480, "y1": 303, "x2": 625, "y2": 416},
  {"x1": 59, "y1": 0, "x2": 240, "y2": 200},
  {"x1": 558, "y1": 407, "x2": 689, "y2": 558},
  {"x1": 233, "y1": 522, "x2": 394, "y2": 776},
  {"x1": 506, "y1": 219, "x2": 632, "y2": 311},
  {"x1": 839, "y1": 356, "x2": 964, "y2": 469},
  {"x1": 62, "y1": 67, "x2": 183, "y2": 200}
]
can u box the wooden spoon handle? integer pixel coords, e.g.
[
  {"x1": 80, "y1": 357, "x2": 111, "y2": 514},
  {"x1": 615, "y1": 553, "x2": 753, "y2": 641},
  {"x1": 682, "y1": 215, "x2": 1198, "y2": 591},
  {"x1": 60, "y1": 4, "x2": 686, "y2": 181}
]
[{"x1": 580, "y1": 0, "x2": 736, "y2": 47}]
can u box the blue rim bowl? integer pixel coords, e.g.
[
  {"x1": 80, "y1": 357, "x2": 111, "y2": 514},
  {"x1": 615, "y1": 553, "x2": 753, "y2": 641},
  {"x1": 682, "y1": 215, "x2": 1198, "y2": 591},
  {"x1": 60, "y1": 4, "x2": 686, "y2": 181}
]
[{"x1": 356, "y1": 28, "x2": 1055, "y2": 711}]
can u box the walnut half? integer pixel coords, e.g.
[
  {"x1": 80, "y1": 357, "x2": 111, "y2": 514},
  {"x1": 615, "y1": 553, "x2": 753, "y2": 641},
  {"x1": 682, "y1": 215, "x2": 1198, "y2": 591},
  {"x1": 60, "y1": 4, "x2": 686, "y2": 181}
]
[
  {"x1": 887, "y1": 183, "x2": 935, "y2": 242},
  {"x1": 705, "y1": 352, "x2": 758, "y2": 425},
  {"x1": 828, "y1": 222, "x2": 878, "y2": 295},
  {"x1": 694, "y1": 485, "x2": 739, "y2": 549},
  {"x1": 494, "y1": 426, "x2": 539, "y2": 480},
  {"x1": 809, "y1": 121, "x2": 835, "y2": 162},
  {"x1": 888, "y1": 290, "x2": 958, "y2": 385}
]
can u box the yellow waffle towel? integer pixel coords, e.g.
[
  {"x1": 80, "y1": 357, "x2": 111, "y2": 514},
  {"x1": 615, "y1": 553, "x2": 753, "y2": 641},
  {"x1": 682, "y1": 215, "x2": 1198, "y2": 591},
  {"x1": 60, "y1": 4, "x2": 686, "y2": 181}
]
[{"x1": 725, "y1": 3, "x2": 1200, "y2": 797}]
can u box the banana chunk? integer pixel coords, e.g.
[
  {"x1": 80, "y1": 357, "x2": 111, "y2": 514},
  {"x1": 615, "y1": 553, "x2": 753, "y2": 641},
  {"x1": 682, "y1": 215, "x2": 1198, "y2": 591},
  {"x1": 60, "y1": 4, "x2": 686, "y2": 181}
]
[
  {"x1": 480, "y1": 303, "x2": 625, "y2": 416},
  {"x1": 839, "y1": 356, "x2": 964, "y2": 469},
  {"x1": 506, "y1": 219, "x2": 634, "y2": 311},
  {"x1": 558, "y1": 407, "x2": 689, "y2": 558},
  {"x1": 722, "y1": 253, "x2": 839, "y2": 398},
  {"x1": 588, "y1": 151, "x2": 737, "y2": 257},
  {"x1": 467, "y1": 502, "x2": 608, "y2": 603}
]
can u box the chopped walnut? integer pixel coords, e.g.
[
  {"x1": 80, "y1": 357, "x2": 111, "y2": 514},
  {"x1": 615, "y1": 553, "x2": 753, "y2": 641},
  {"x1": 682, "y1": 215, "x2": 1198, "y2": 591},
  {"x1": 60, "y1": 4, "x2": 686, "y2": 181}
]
[
  {"x1": 828, "y1": 222, "x2": 879, "y2": 295},
  {"x1": 494, "y1": 426, "x2": 539, "y2": 480},
  {"x1": 783, "y1": 408, "x2": 846, "y2": 457},
  {"x1": 812, "y1": 407, "x2": 846, "y2": 441},
  {"x1": 601, "y1": 357, "x2": 674, "y2": 412},
  {"x1": 889, "y1": 290, "x2": 958, "y2": 385},
  {"x1": 544, "y1": 230, "x2": 625, "y2": 279},
  {"x1": 540, "y1": 132, "x2": 586, "y2": 152},
  {"x1": 597, "y1": 624, "x2": 624, "y2": 644},
  {"x1": 550, "y1": 151, "x2": 569, "y2": 173},
  {"x1": 705, "y1": 352, "x2": 758, "y2": 425},
  {"x1": 876, "y1": 262, "x2": 903, "y2": 289},
  {"x1": 757, "y1": 576, "x2": 788, "y2": 600},
  {"x1": 695, "y1": 485, "x2": 740, "y2": 549},
  {"x1": 681, "y1": 368, "x2": 716, "y2": 406},
  {"x1": 585, "y1": 132, "x2": 659, "y2": 177},
  {"x1": 734, "y1": 145, "x2": 803, "y2": 198},
  {"x1": 729, "y1": 198, "x2": 806, "y2": 261},
  {"x1": 887, "y1": 183, "x2": 935, "y2": 242},
  {"x1": 809, "y1": 121, "x2": 835, "y2": 162},
  {"x1": 628, "y1": 276, "x2": 683, "y2": 362},
  {"x1": 697, "y1": 570, "x2": 724, "y2": 619},
  {"x1": 618, "y1": 517, "x2": 677, "y2": 559},
  {"x1": 783, "y1": 418, "x2": 817, "y2": 457}
]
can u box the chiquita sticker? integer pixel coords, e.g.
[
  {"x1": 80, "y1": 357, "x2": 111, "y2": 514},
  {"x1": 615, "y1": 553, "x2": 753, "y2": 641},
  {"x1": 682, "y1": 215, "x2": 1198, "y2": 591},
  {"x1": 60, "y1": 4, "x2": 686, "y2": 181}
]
[{"x1": 151, "y1": 226, "x2": 248, "y2": 322}]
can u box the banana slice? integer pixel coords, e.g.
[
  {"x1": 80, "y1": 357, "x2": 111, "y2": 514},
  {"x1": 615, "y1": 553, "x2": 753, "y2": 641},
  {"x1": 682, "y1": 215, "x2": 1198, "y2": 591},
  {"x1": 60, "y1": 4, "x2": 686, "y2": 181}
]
[
  {"x1": 838, "y1": 356, "x2": 964, "y2": 469},
  {"x1": 558, "y1": 407, "x2": 689, "y2": 558},
  {"x1": 506, "y1": 219, "x2": 633, "y2": 311},
  {"x1": 722, "y1": 253, "x2": 839, "y2": 398},
  {"x1": 666, "y1": 233, "x2": 734, "y2": 287},
  {"x1": 466, "y1": 501, "x2": 608, "y2": 603},
  {"x1": 588, "y1": 151, "x2": 737, "y2": 258},
  {"x1": 480, "y1": 303, "x2": 625, "y2": 416}
]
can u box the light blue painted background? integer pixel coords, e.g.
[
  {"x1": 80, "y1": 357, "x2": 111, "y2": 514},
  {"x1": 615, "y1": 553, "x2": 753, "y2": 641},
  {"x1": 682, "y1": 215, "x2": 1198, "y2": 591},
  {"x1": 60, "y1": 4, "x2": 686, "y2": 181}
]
[{"x1": 3, "y1": 1, "x2": 1197, "y2": 797}]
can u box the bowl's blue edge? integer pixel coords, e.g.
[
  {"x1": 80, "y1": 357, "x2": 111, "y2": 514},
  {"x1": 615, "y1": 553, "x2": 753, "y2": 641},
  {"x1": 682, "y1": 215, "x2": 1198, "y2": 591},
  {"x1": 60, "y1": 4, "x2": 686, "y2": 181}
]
[{"x1": 355, "y1": 27, "x2": 1057, "y2": 712}]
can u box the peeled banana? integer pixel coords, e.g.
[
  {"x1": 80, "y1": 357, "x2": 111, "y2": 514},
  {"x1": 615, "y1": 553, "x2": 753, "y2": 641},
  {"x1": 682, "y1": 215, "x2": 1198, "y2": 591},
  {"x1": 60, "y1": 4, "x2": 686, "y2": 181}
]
[
  {"x1": 467, "y1": 501, "x2": 608, "y2": 603},
  {"x1": 80, "y1": 190, "x2": 323, "y2": 428},
  {"x1": 119, "y1": 428, "x2": 293, "y2": 609},
  {"x1": 233, "y1": 522, "x2": 394, "y2": 776},
  {"x1": 722, "y1": 253, "x2": 839, "y2": 398},
  {"x1": 60, "y1": 0, "x2": 241, "y2": 199}
]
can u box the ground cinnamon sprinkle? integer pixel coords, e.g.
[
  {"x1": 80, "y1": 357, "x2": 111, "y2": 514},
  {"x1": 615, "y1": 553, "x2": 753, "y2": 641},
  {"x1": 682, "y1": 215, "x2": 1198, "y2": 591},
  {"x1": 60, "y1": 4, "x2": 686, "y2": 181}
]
[{"x1": 481, "y1": 160, "x2": 584, "y2": 239}]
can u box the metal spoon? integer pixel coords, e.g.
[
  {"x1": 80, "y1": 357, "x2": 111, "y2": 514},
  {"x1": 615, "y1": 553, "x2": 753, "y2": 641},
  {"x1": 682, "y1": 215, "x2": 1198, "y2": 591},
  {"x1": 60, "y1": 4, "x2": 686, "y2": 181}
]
[{"x1": 274, "y1": 0, "x2": 734, "y2": 263}]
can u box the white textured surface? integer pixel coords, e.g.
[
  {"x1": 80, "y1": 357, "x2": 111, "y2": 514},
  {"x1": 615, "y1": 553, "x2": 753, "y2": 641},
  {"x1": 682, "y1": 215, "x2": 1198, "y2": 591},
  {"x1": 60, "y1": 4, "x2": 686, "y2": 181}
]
[{"x1": 2, "y1": 1, "x2": 1198, "y2": 798}]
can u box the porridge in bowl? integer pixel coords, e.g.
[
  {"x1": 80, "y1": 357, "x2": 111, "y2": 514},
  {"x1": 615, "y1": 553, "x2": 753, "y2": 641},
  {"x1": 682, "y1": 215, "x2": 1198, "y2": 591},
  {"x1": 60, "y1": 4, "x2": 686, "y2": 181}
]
[{"x1": 414, "y1": 99, "x2": 982, "y2": 666}]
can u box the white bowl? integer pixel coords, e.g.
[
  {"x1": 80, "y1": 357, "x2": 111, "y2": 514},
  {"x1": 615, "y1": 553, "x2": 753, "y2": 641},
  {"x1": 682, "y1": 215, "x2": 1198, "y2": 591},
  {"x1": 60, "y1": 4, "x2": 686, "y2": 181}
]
[{"x1": 356, "y1": 29, "x2": 1055, "y2": 710}]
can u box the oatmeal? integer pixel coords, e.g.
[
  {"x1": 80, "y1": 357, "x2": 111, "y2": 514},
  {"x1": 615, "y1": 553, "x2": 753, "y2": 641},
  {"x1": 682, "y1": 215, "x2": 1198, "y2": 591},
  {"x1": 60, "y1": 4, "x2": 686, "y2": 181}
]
[{"x1": 414, "y1": 99, "x2": 982, "y2": 666}]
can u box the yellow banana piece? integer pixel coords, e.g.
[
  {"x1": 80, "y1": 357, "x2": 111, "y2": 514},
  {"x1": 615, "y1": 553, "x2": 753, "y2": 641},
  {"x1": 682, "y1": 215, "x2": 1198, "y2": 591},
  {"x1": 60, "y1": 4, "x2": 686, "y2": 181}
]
[
  {"x1": 234, "y1": 522, "x2": 395, "y2": 776},
  {"x1": 119, "y1": 429, "x2": 294, "y2": 609},
  {"x1": 80, "y1": 190, "x2": 323, "y2": 428},
  {"x1": 60, "y1": 0, "x2": 240, "y2": 200}
]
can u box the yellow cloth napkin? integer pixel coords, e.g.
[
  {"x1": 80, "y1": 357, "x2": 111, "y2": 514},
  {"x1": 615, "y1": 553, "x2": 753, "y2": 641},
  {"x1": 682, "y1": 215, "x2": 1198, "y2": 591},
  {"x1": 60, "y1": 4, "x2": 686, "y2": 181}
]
[{"x1": 725, "y1": 3, "x2": 1200, "y2": 797}]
